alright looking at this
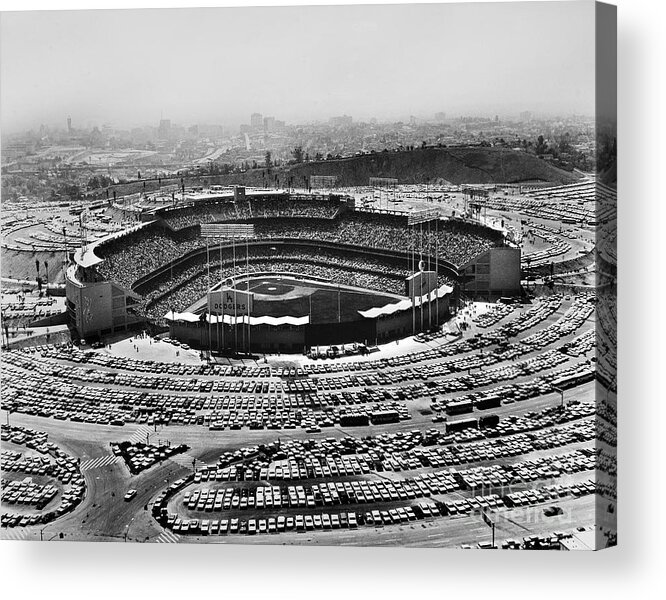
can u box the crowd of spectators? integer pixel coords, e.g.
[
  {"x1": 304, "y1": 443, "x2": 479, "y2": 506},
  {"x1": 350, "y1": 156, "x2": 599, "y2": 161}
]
[
  {"x1": 160, "y1": 196, "x2": 339, "y2": 231},
  {"x1": 96, "y1": 228, "x2": 203, "y2": 289},
  {"x1": 252, "y1": 212, "x2": 499, "y2": 267},
  {"x1": 96, "y1": 210, "x2": 498, "y2": 295}
]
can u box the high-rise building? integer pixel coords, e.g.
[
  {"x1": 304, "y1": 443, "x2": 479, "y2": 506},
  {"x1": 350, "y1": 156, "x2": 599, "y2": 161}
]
[
  {"x1": 67, "y1": 116, "x2": 72, "y2": 133},
  {"x1": 520, "y1": 111, "x2": 532, "y2": 122},
  {"x1": 158, "y1": 119, "x2": 171, "y2": 139},
  {"x1": 263, "y1": 116, "x2": 275, "y2": 132},
  {"x1": 434, "y1": 112, "x2": 447, "y2": 122},
  {"x1": 251, "y1": 113, "x2": 263, "y2": 129}
]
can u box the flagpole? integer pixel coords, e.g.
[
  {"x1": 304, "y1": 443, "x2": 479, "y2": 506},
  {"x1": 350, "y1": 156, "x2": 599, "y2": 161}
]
[
  {"x1": 338, "y1": 283, "x2": 341, "y2": 324},
  {"x1": 232, "y1": 235, "x2": 238, "y2": 355},
  {"x1": 428, "y1": 218, "x2": 432, "y2": 331},
  {"x1": 409, "y1": 226, "x2": 416, "y2": 335},
  {"x1": 246, "y1": 235, "x2": 251, "y2": 356},
  {"x1": 435, "y1": 218, "x2": 439, "y2": 329},
  {"x1": 207, "y1": 237, "x2": 211, "y2": 360},
  {"x1": 218, "y1": 241, "x2": 223, "y2": 354},
  {"x1": 420, "y1": 222, "x2": 424, "y2": 333}
]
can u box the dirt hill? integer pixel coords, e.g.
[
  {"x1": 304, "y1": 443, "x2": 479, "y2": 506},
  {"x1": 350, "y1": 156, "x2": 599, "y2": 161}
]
[{"x1": 285, "y1": 147, "x2": 582, "y2": 187}]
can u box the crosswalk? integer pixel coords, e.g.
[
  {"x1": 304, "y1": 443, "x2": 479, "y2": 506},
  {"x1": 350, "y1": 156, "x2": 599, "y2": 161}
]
[
  {"x1": 1, "y1": 528, "x2": 29, "y2": 541},
  {"x1": 128, "y1": 425, "x2": 154, "y2": 445},
  {"x1": 156, "y1": 530, "x2": 180, "y2": 544},
  {"x1": 168, "y1": 452, "x2": 199, "y2": 469},
  {"x1": 80, "y1": 455, "x2": 122, "y2": 471}
]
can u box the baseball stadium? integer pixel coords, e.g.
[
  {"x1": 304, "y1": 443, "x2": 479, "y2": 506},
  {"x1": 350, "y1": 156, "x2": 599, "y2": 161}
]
[{"x1": 65, "y1": 188, "x2": 518, "y2": 354}]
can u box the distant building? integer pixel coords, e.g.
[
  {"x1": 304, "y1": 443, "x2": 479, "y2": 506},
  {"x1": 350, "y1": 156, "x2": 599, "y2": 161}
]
[
  {"x1": 310, "y1": 175, "x2": 338, "y2": 189},
  {"x1": 240, "y1": 124, "x2": 251, "y2": 135},
  {"x1": 520, "y1": 111, "x2": 532, "y2": 122},
  {"x1": 67, "y1": 116, "x2": 72, "y2": 133},
  {"x1": 369, "y1": 177, "x2": 398, "y2": 187},
  {"x1": 434, "y1": 112, "x2": 447, "y2": 122},
  {"x1": 158, "y1": 119, "x2": 171, "y2": 139},
  {"x1": 251, "y1": 113, "x2": 263, "y2": 129},
  {"x1": 263, "y1": 116, "x2": 275, "y2": 132}
]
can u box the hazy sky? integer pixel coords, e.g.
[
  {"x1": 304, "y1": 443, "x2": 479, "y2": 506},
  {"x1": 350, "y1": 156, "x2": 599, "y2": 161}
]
[{"x1": 0, "y1": 2, "x2": 596, "y2": 133}]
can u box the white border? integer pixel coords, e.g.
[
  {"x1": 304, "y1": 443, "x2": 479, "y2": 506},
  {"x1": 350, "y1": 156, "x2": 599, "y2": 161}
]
[{"x1": 1, "y1": 1, "x2": 664, "y2": 598}]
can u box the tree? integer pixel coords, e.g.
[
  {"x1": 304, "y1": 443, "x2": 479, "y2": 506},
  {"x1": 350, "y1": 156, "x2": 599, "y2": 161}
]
[
  {"x1": 265, "y1": 151, "x2": 272, "y2": 169},
  {"x1": 291, "y1": 146, "x2": 304, "y2": 164}
]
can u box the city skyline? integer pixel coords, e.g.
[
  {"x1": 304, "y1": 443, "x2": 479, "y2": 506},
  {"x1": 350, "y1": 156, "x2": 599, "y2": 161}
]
[{"x1": 1, "y1": 2, "x2": 596, "y2": 134}]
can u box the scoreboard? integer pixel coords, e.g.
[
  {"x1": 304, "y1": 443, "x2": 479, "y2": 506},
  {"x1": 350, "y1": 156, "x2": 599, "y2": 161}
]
[
  {"x1": 201, "y1": 223, "x2": 255, "y2": 239},
  {"x1": 208, "y1": 288, "x2": 254, "y2": 316}
]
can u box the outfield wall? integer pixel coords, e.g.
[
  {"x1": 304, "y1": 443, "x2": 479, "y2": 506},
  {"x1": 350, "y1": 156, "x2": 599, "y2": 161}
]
[{"x1": 168, "y1": 285, "x2": 451, "y2": 354}]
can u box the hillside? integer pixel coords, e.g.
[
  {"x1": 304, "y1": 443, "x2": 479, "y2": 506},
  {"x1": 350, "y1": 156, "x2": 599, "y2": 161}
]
[
  {"x1": 285, "y1": 147, "x2": 582, "y2": 187},
  {"x1": 89, "y1": 146, "x2": 582, "y2": 201}
]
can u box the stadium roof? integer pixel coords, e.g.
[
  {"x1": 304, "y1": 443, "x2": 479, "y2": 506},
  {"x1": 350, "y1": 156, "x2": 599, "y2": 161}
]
[
  {"x1": 73, "y1": 246, "x2": 103, "y2": 268},
  {"x1": 164, "y1": 311, "x2": 309, "y2": 327},
  {"x1": 358, "y1": 284, "x2": 453, "y2": 319}
]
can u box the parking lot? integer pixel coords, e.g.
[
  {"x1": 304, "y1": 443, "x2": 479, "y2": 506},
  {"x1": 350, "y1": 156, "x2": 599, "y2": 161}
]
[{"x1": 1, "y1": 289, "x2": 600, "y2": 545}]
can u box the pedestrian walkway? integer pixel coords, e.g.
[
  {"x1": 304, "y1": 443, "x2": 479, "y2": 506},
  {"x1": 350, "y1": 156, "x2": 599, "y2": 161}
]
[
  {"x1": 1, "y1": 527, "x2": 29, "y2": 541},
  {"x1": 128, "y1": 425, "x2": 154, "y2": 445},
  {"x1": 80, "y1": 455, "x2": 121, "y2": 471},
  {"x1": 168, "y1": 451, "x2": 199, "y2": 469},
  {"x1": 156, "y1": 529, "x2": 180, "y2": 544}
]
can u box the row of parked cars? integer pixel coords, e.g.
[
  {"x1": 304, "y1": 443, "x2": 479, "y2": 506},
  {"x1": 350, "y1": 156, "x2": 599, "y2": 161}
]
[
  {"x1": 28, "y1": 343, "x2": 272, "y2": 378},
  {"x1": 456, "y1": 448, "x2": 595, "y2": 491},
  {"x1": 1, "y1": 425, "x2": 86, "y2": 528},
  {"x1": 181, "y1": 476, "x2": 449, "y2": 514},
  {"x1": 3, "y1": 348, "x2": 279, "y2": 395},
  {"x1": 166, "y1": 511, "x2": 360, "y2": 535},
  {"x1": 504, "y1": 480, "x2": 596, "y2": 508}
]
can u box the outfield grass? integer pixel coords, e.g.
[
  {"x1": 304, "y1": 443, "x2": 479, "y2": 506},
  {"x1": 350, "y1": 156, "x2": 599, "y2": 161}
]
[{"x1": 245, "y1": 277, "x2": 398, "y2": 324}]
